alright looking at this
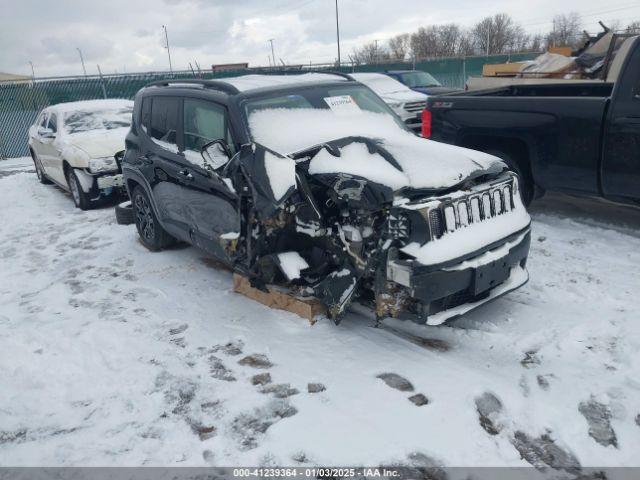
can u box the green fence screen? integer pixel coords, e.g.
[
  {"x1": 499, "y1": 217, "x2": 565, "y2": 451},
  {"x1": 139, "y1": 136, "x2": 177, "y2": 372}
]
[{"x1": 0, "y1": 52, "x2": 537, "y2": 159}]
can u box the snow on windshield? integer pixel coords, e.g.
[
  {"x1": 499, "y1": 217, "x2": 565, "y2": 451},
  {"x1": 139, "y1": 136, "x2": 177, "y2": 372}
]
[
  {"x1": 64, "y1": 107, "x2": 132, "y2": 134},
  {"x1": 249, "y1": 108, "x2": 503, "y2": 190}
]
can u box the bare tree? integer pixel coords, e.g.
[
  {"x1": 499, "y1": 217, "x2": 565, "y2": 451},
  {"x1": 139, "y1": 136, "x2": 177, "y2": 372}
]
[
  {"x1": 350, "y1": 41, "x2": 390, "y2": 64},
  {"x1": 472, "y1": 14, "x2": 524, "y2": 55},
  {"x1": 626, "y1": 21, "x2": 640, "y2": 34},
  {"x1": 410, "y1": 24, "x2": 473, "y2": 59},
  {"x1": 546, "y1": 12, "x2": 581, "y2": 48},
  {"x1": 388, "y1": 34, "x2": 410, "y2": 60}
]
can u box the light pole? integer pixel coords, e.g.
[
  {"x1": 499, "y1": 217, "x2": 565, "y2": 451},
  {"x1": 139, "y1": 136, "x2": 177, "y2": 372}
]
[
  {"x1": 268, "y1": 39, "x2": 276, "y2": 68},
  {"x1": 162, "y1": 25, "x2": 173, "y2": 73},
  {"x1": 76, "y1": 47, "x2": 87, "y2": 76},
  {"x1": 335, "y1": 0, "x2": 341, "y2": 67},
  {"x1": 28, "y1": 61, "x2": 35, "y2": 80}
]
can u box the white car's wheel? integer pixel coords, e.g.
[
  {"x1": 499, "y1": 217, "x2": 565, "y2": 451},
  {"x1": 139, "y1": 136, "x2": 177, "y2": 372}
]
[{"x1": 66, "y1": 169, "x2": 92, "y2": 210}]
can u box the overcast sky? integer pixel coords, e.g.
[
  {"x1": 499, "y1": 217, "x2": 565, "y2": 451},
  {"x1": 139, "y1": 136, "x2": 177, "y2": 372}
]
[{"x1": 2, "y1": 0, "x2": 639, "y2": 77}]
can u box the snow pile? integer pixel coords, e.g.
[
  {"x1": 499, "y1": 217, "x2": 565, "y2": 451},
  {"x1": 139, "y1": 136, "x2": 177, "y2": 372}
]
[
  {"x1": 309, "y1": 142, "x2": 408, "y2": 190},
  {"x1": 277, "y1": 252, "x2": 309, "y2": 280},
  {"x1": 249, "y1": 108, "x2": 503, "y2": 190},
  {"x1": 222, "y1": 73, "x2": 346, "y2": 92},
  {"x1": 350, "y1": 73, "x2": 427, "y2": 103},
  {"x1": 264, "y1": 152, "x2": 296, "y2": 201}
]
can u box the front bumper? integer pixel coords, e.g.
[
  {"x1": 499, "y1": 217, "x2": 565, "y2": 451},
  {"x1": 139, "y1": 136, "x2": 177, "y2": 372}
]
[{"x1": 387, "y1": 227, "x2": 531, "y2": 325}]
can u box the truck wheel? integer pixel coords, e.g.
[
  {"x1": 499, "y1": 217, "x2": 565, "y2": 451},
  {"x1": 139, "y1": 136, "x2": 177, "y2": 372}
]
[
  {"x1": 486, "y1": 150, "x2": 534, "y2": 207},
  {"x1": 66, "y1": 168, "x2": 92, "y2": 210},
  {"x1": 32, "y1": 152, "x2": 52, "y2": 185},
  {"x1": 115, "y1": 200, "x2": 134, "y2": 225},
  {"x1": 131, "y1": 186, "x2": 175, "y2": 251}
]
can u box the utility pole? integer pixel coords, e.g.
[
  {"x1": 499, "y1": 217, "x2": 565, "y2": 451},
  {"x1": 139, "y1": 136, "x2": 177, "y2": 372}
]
[
  {"x1": 486, "y1": 28, "x2": 490, "y2": 56},
  {"x1": 162, "y1": 25, "x2": 173, "y2": 73},
  {"x1": 268, "y1": 39, "x2": 276, "y2": 68},
  {"x1": 28, "y1": 61, "x2": 35, "y2": 80},
  {"x1": 335, "y1": 0, "x2": 341, "y2": 67},
  {"x1": 374, "y1": 39, "x2": 379, "y2": 64},
  {"x1": 76, "y1": 47, "x2": 87, "y2": 76}
]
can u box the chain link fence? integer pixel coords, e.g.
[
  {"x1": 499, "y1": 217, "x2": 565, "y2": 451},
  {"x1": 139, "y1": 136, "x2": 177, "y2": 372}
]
[{"x1": 0, "y1": 52, "x2": 537, "y2": 159}]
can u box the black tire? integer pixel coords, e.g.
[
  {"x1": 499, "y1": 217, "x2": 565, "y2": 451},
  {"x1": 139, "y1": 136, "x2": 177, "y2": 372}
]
[
  {"x1": 486, "y1": 149, "x2": 534, "y2": 207},
  {"x1": 66, "y1": 168, "x2": 92, "y2": 210},
  {"x1": 31, "y1": 151, "x2": 52, "y2": 185},
  {"x1": 131, "y1": 186, "x2": 175, "y2": 251},
  {"x1": 115, "y1": 200, "x2": 134, "y2": 225}
]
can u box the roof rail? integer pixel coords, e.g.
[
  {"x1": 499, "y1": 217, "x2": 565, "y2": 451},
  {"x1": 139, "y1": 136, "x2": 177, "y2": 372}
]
[
  {"x1": 256, "y1": 69, "x2": 355, "y2": 81},
  {"x1": 145, "y1": 78, "x2": 239, "y2": 95}
]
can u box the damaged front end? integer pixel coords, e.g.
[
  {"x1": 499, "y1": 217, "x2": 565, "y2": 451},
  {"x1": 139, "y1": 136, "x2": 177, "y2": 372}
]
[{"x1": 231, "y1": 138, "x2": 530, "y2": 325}]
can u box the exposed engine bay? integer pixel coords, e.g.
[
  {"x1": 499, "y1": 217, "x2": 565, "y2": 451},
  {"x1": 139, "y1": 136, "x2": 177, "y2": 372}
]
[{"x1": 220, "y1": 136, "x2": 531, "y2": 325}]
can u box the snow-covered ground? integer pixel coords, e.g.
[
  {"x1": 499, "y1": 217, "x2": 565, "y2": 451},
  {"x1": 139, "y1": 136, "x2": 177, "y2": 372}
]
[{"x1": 1, "y1": 157, "x2": 639, "y2": 469}]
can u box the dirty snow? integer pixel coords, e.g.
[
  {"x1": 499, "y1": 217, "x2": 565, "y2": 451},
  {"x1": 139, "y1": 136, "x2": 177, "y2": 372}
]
[
  {"x1": 249, "y1": 108, "x2": 503, "y2": 190},
  {"x1": 1, "y1": 157, "x2": 640, "y2": 469}
]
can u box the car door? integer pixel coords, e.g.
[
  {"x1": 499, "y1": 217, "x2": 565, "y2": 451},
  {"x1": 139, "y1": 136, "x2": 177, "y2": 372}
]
[
  {"x1": 43, "y1": 112, "x2": 66, "y2": 185},
  {"x1": 142, "y1": 95, "x2": 193, "y2": 241},
  {"x1": 179, "y1": 97, "x2": 241, "y2": 263},
  {"x1": 31, "y1": 111, "x2": 51, "y2": 171},
  {"x1": 602, "y1": 39, "x2": 640, "y2": 201}
]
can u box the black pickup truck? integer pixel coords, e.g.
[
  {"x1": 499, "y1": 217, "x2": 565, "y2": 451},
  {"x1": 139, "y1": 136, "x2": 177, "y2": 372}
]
[{"x1": 424, "y1": 35, "x2": 640, "y2": 206}]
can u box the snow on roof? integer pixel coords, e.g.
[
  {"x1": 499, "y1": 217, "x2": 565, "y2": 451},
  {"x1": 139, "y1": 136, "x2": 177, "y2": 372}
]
[
  {"x1": 221, "y1": 73, "x2": 348, "y2": 92},
  {"x1": 350, "y1": 73, "x2": 426, "y2": 103},
  {"x1": 45, "y1": 99, "x2": 133, "y2": 115},
  {"x1": 249, "y1": 108, "x2": 503, "y2": 190}
]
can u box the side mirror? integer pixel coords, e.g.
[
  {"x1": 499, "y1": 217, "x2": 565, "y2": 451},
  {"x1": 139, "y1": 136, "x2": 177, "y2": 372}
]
[
  {"x1": 38, "y1": 126, "x2": 55, "y2": 139},
  {"x1": 201, "y1": 139, "x2": 231, "y2": 170}
]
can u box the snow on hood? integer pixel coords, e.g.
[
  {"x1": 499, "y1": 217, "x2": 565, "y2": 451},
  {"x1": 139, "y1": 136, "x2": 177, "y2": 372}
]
[
  {"x1": 350, "y1": 73, "x2": 427, "y2": 104},
  {"x1": 65, "y1": 127, "x2": 129, "y2": 158},
  {"x1": 249, "y1": 108, "x2": 504, "y2": 190}
]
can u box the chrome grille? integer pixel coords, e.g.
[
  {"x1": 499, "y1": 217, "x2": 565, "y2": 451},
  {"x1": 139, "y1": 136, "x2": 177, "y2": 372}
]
[
  {"x1": 425, "y1": 178, "x2": 516, "y2": 238},
  {"x1": 404, "y1": 101, "x2": 427, "y2": 113}
]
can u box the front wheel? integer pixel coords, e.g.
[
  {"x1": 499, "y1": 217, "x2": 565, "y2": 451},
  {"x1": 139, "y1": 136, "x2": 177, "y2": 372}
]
[
  {"x1": 131, "y1": 186, "x2": 175, "y2": 251},
  {"x1": 66, "y1": 168, "x2": 92, "y2": 210}
]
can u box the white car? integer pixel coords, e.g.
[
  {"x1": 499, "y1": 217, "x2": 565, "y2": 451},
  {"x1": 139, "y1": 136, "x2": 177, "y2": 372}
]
[
  {"x1": 28, "y1": 99, "x2": 133, "y2": 210},
  {"x1": 348, "y1": 73, "x2": 428, "y2": 133}
]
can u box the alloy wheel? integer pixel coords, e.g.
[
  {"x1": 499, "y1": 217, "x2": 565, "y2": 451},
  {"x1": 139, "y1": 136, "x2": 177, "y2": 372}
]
[{"x1": 134, "y1": 194, "x2": 155, "y2": 241}]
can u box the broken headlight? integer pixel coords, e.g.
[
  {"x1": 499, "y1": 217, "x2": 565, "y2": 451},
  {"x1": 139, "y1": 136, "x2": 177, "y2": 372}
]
[{"x1": 88, "y1": 156, "x2": 118, "y2": 173}]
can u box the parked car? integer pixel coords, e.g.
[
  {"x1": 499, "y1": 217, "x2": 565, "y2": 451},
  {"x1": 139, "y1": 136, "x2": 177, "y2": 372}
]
[
  {"x1": 28, "y1": 99, "x2": 133, "y2": 209},
  {"x1": 424, "y1": 34, "x2": 640, "y2": 206},
  {"x1": 385, "y1": 70, "x2": 460, "y2": 96},
  {"x1": 122, "y1": 73, "x2": 531, "y2": 325},
  {"x1": 347, "y1": 73, "x2": 427, "y2": 133}
]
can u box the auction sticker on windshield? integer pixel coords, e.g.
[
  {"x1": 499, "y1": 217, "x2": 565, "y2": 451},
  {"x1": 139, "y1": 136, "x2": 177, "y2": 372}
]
[{"x1": 323, "y1": 95, "x2": 362, "y2": 115}]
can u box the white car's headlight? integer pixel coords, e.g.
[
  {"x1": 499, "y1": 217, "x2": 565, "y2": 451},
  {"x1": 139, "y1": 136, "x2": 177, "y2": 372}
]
[
  {"x1": 88, "y1": 156, "x2": 118, "y2": 173},
  {"x1": 387, "y1": 102, "x2": 403, "y2": 109}
]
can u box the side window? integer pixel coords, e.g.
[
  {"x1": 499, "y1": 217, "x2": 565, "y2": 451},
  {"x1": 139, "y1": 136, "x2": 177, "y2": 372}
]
[
  {"x1": 38, "y1": 112, "x2": 48, "y2": 128},
  {"x1": 47, "y1": 113, "x2": 57, "y2": 133},
  {"x1": 149, "y1": 97, "x2": 179, "y2": 151},
  {"x1": 183, "y1": 99, "x2": 227, "y2": 153},
  {"x1": 140, "y1": 97, "x2": 152, "y2": 133}
]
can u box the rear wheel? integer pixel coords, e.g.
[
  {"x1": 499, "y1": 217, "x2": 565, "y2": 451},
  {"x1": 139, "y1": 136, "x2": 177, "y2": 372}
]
[
  {"x1": 131, "y1": 186, "x2": 175, "y2": 251},
  {"x1": 31, "y1": 151, "x2": 51, "y2": 185},
  {"x1": 486, "y1": 149, "x2": 534, "y2": 207},
  {"x1": 66, "y1": 168, "x2": 92, "y2": 210}
]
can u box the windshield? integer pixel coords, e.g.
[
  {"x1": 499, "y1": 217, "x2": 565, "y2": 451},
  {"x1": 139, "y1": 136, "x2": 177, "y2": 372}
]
[
  {"x1": 64, "y1": 107, "x2": 133, "y2": 134},
  {"x1": 399, "y1": 71, "x2": 441, "y2": 88},
  {"x1": 242, "y1": 84, "x2": 407, "y2": 142}
]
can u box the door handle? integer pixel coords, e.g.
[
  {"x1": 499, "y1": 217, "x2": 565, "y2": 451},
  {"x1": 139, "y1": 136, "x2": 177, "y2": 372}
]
[{"x1": 179, "y1": 169, "x2": 194, "y2": 180}]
